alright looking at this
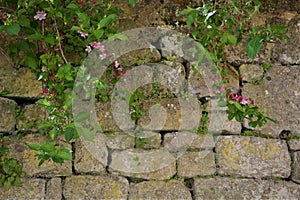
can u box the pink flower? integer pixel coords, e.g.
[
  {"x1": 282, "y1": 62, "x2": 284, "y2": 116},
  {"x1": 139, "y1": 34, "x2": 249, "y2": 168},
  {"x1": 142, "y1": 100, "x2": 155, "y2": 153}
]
[
  {"x1": 114, "y1": 60, "x2": 119, "y2": 68},
  {"x1": 90, "y1": 41, "x2": 104, "y2": 52},
  {"x1": 220, "y1": 86, "x2": 227, "y2": 93},
  {"x1": 241, "y1": 98, "x2": 249, "y2": 105},
  {"x1": 85, "y1": 45, "x2": 92, "y2": 53},
  {"x1": 77, "y1": 30, "x2": 88, "y2": 38},
  {"x1": 117, "y1": 66, "x2": 123, "y2": 72},
  {"x1": 213, "y1": 90, "x2": 217, "y2": 94},
  {"x1": 34, "y1": 11, "x2": 46, "y2": 21},
  {"x1": 99, "y1": 53, "x2": 108, "y2": 60}
]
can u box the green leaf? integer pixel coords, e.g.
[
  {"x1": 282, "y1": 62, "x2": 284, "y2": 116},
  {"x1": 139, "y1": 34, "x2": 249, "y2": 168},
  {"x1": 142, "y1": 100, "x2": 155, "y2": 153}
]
[
  {"x1": 180, "y1": 7, "x2": 194, "y2": 15},
  {"x1": 108, "y1": 33, "x2": 129, "y2": 42},
  {"x1": 25, "y1": 56, "x2": 37, "y2": 69},
  {"x1": 41, "y1": 142, "x2": 55, "y2": 152},
  {"x1": 4, "y1": 181, "x2": 11, "y2": 189},
  {"x1": 99, "y1": 14, "x2": 118, "y2": 29},
  {"x1": 217, "y1": 100, "x2": 227, "y2": 107},
  {"x1": 0, "y1": 25, "x2": 5, "y2": 32},
  {"x1": 93, "y1": 29, "x2": 104, "y2": 39},
  {"x1": 246, "y1": 35, "x2": 264, "y2": 60},
  {"x1": 18, "y1": 15, "x2": 31, "y2": 27},
  {"x1": 36, "y1": 99, "x2": 51, "y2": 107},
  {"x1": 234, "y1": 102, "x2": 244, "y2": 112},
  {"x1": 56, "y1": 150, "x2": 72, "y2": 161},
  {"x1": 67, "y1": 3, "x2": 79, "y2": 10},
  {"x1": 28, "y1": 144, "x2": 41, "y2": 151},
  {"x1": 74, "y1": 111, "x2": 90, "y2": 122},
  {"x1": 27, "y1": 32, "x2": 42, "y2": 40},
  {"x1": 128, "y1": 0, "x2": 138, "y2": 6},
  {"x1": 6, "y1": 23, "x2": 20, "y2": 35},
  {"x1": 228, "y1": 113, "x2": 235, "y2": 121},
  {"x1": 64, "y1": 127, "x2": 74, "y2": 143},
  {"x1": 0, "y1": 89, "x2": 11, "y2": 96}
]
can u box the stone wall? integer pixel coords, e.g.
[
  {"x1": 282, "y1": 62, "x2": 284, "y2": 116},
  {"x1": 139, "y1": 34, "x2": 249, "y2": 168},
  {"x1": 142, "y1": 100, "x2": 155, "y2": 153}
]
[{"x1": 1, "y1": 0, "x2": 300, "y2": 199}]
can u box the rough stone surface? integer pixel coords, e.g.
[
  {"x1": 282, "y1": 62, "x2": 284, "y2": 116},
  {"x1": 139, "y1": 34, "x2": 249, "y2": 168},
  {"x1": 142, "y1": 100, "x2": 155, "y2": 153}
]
[
  {"x1": 109, "y1": 149, "x2": 176, "y2": 180},
  {"x1": 242, "y1": 65, "x2": 300, "y2": 137},
  {"x1": 45, "y1": 178, "x2": 62, "y2": 200},
  {"x1": 216, "y1": 136, "x2": 291, "y2": 178},
  {"x1": 129, "y1": 180, "x2": 192, "y2": 200},
  {"x1": 292, "y1": 151, "x2": 300, "y2": 184},
  {"x1": 177, "y1": 151, "x2": 216, "y2": 178},
  {"x1": 163, "y1": 132, "x2": 216, "y2": 150},
  {"x1": 135, "y1": 131, "x2": 161, "y2": 149},
  {"x1": 138, "y1": 98, "x2": 202, "y2": 131},
  {"x1": 0, "y1": 178, "x2": 46, "y2": 199},
  {"x1": 63, "y1": 175, "x2": 129, "y2": 200},
  {"x1": 17, "y1": 104, "x2": 45, "y2": 132},
  {"x1": 193, "y1": 177, "x2": 300, "y2": 200},
  {"x1": 0, "y1": 97, "x2": 16, "y2": 133},
  {"x1": 272, "y1": 15, "x2": 300, "y2": 64},
  {"x1": 7, "y1": 134, "x2": 72, "y2": 176},
  {"x1": 239, "y1": 64, "x2": 264, "y2": 83},
  {"x1": 0, "y1": 66, "x2": 42, "y2": 99},
  {"x1": 105, "y1": 132, "x2": 135, "y2": 150},
  {"x1": 288, "y1": 139, "x2": 300, "y2": 150},
  {"x1": 74, "y1": 138, "x2": 106, "y2": 174}
]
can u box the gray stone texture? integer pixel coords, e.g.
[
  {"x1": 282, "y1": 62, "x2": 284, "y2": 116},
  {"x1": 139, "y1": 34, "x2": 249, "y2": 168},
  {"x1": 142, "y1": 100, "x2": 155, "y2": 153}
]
[
  {"x1": 17, "y1": 104, "x2": 45, "y2": 132},
  {"x1": 216, "y1": 136, "x2": 291, "y2": 178},
  {"x1": 177, "y1": 151, "x2": 216, "y2": 178},
  {"x1": 239, "y1": 64, "x2": 264, "y2": 83},
  {"x1": 105, "y1": 132, "x2": 135, "y2": 150},
  {"x1": 193, "y1": 177, "x2": 300, "y2": 200},
  {"x1": 109, "y1": 149, "x2": 176, "y2": 180},
  {"x1": 63, "y1": 175, "x2": 129, "y2": 200},
  {"x1": 45, "y1": 178, "x2": 62, "y2": 200},
  {"x1": 288, "y1": 139, "x2": 300, "y2": 151},
  {"x1": 129, "y1": 180, "x2": 192, "y2": 200},
  {"x1": 0, "y1": 178, "x2": 46, "y2": 199},
  {"x1": 242, "y1": 65, "x2": 300, "y2": 137},
  {"x1": 0, "y1": 65, "x2": 42, "y2": 99},
  {"x1": 138, "y1": 98, "x2": 202, "y2": 132},
  {"x1": 292, "y1": 151, "x2": 300, "y2": 184},
  {"x1": 0, "y1": 97, "x2": 16, "y2": 133},
  {"x1": 272, "y1": 15, "x2": 300, "y2": 64},
  {"x1": 74, "y1": 138, "x2": 106, "y2": 174},
  {"x1": 7, "y1": 134, "x2": 72, "y2": 176}
]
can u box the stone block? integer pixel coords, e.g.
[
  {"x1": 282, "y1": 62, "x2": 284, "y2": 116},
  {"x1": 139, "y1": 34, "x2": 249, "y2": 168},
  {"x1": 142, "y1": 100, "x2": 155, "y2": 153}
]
[
  {"x1": 45, "y1": 178, "x2": 62, "y2": 200},
  {"x1": 292, "y1": 151, "x2": 300, "y2": 183},
  {"x1": 129, "y1": 180, "x2": 192, "y2": 200},
  {"x1": 109, "y1": 148, "x2": 176, "y2": 180},
  {"x1": 105, "y1": 132, "x2": 135, "y2": 150},
  {"x1": 239, "y1": 64, "x2": 264, "y2": 83},
  {"x1": 63, "y1": 175, "x2": 129, "y2": 199},
  {"x1": 288, "y1": 139, "x2": 300, "y2": 150},
  {"x1": 215, "y1": 136, "x2": 291, "y2": 178},
  {"x1": 177, "y1": 151, "x2": 216, "y2": 178},
  {"x1": 17, "y1": 104, "x2": 45, "y2": 132},
  {"x1": 193, "y1": 177, "x2": 300, "y2": 200},
  {"x1": 242, "y1": 65, "x2": 300, "y2": 137},
  {"x1": 0, "y1": 97, "x2": 16, "y2": 133}
]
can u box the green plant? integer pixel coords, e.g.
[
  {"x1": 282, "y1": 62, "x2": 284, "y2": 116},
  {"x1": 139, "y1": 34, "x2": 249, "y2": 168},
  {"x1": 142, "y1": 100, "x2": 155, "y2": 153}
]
[
  {"x1": 0, "y1": 135, "x2": 24, "y2": 188},
  {"x1": 0, "y1": 0, "x2": 135, "y2": 167},
  {"x1": 181, "y1": 0, "x2": 284, "y2": 128},
  {"x1": 197, "y1": 111, "x2": 209, "y2": 134},
  {"x1": 127, "y1": 91, "x2": 147, "y2": 121}
]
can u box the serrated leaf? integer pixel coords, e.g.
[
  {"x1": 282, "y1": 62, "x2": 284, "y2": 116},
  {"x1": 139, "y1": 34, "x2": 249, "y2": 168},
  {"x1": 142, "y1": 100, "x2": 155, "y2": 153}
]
[
  {"x1": 6, "y1": 23, "x2": 20, "y2": 35},
  {"x1": 41, "y1": 142, "x2": 55, "y2": 152},
  {"x1": 56, "y1": 151, "x2": 72, "y2": 161}
]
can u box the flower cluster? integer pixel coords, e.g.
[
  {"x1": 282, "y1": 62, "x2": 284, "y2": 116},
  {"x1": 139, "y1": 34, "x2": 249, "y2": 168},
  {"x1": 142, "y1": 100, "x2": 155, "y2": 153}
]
[
  {"x1": 34, "y1": 11, "x2": 47, "y2": 21},
  {"x1": 85, "y1": 41, "x2": 108, "y2": 60},
  {"x1": 227, "y1": 92, "x2": 254, "y2": 106},
  {"x1": 77, "y1": 30, "x2": 88, "y2": 38}
]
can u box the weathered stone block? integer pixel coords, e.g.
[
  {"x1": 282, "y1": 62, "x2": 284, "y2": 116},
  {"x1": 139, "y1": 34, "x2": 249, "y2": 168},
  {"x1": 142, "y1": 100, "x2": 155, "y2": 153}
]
[
  {"x1": 163, "y1": 132, "x2": 216, "y2": 150},
  {"x1": 288, "y1": 139, "x2": 300, "y2": 151},
  {"x1": 105, "y1": 132, "x2": 135, "y2": 150},
  {"x1": 129, "y1": 180, "x2": 192, "y2": 200},
  {"x1": 193, "y1": 177, "x2": 300, "y2": 200},
  {"x1": 216, "y1": 136, "x2": 291, "y2": 178},
  {"x1": 242, "y1": 65, "x2": 300, "y2": 137},
  {"x1": 109, "y1": 148, "x2": 176, "y2": 180},
  {"x1": 0, "y1": 66, "x2": 42, "y2": 99},
  {"x1": 63, "y1": 175, "x2": 129, "y2": 200},
  {"x1": 177, "y1": 151, "x2": 216, "y2": 178},
  {"x1": 46, "y1": 178, "x2": 62, "y2": 200},
  {"x1": 135, "y1": 131, "x2": 161, "y2": 149},
  {"x1": 138, "y1": 98, "x2": 202, "y2": 132},
  {"x1": 8, "y1": 134, "x2": 72, "y2": 176},
  {"x1": 292, "y1": 151, "x2": 300, "y2": 184},
  {"x1": 239, "y1": 64, "x2": 264, "y2": 83},
  {"x1": 74, "y1": 138, "x2": 107, "y2": 174},
  {"x1": 17, "y1": 104, "x2": 45, "y2": 132},
  {"x1": 0, "y1": 97, "x2": 16, "y2": 133},
  {"x1": 0, "y1": 178, "x2": 46, "y2": 199}
]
